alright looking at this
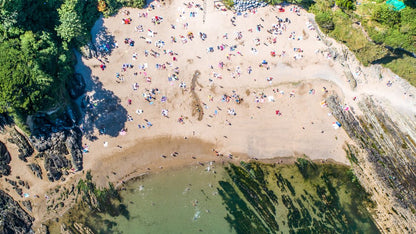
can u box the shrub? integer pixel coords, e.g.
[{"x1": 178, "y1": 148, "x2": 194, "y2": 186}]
[
  {"x1": 336, "y1": 0, "x2": 356, "y2": 10},
  {"x1": 371, "y1": 4, "x2": 401, "y2": 27},
  {"x1": 315, "y1": 11, "x2": 334, "y2": 33}
]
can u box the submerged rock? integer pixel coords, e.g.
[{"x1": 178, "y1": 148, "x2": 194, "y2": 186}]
[{"x1": 0, "y1": 190, "x2": 34, "y2": 233}]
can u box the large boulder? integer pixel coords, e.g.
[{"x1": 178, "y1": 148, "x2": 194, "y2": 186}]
[
  {"x1": 44, "y1": 154, "x2": 70, "y2": 182},
  {"x1": 0, "y1": 141, "x2": 11, "y2": 177},
  {"x1": 28, "y1": 163, "x2": 43, "y2": 180},
  {"x1": 65, "y1": 128, "x2": 83, "y2": 171},
  {"x1": 0, "y1": 190, "x2": 34, "y2": 233},
  {"x1": 8, "y1": 128, "x2": 34, "y2": 162}
]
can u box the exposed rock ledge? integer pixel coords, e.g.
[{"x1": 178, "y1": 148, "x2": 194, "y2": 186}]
[
  {"x1": 327, "y1": 95, "x2": 416, "y2": 233},
  {"x1": 0, "y1": 190, "x2": 34, "y2": 233}
]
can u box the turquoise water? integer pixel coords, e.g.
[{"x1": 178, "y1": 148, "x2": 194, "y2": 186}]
[{"x1": 99, "y1": 164, "x2": 234, "y2": 234}]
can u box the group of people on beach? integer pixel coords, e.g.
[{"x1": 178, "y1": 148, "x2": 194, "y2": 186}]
[{"x1": 90, "y1": 0, "x2": 334, "y2": 158}]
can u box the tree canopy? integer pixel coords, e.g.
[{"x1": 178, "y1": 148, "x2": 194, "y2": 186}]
[
  {"x1": 0, "y1": 38, "x2": 55, "y2": 114},
  {"x1": 0, "y1": 0, "x2": 145, "y2": 127}
]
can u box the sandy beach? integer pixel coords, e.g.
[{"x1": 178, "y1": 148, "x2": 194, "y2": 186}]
[
  {"x1": 77, "y1": 1, "x2": 356, "y2": 181},
  {"x1": 2, "y1": 0, "x2": 416, "y2": 229}
]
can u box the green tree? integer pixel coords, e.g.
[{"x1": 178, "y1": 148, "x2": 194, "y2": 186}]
[
  {"x1": 55, "y1": 0, "x2": 87, "y2": 46},
  {"x1": 0, "y1": 8, "x2": 21, "y2": 40},
  {"x1": 0, "y1": 39, "x2": 54, "y2": 114}
]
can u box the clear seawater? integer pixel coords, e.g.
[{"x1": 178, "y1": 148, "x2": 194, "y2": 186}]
[
  {"x1": 101, "y1": 164, "x2": 233, "y2": 234},
  {"x1": 52, "y1": 162, "x2": 379, "y2": 234}
]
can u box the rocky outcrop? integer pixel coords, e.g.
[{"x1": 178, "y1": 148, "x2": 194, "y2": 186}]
[
  {"x1": 0, "y1": 141, "x2": 11, "y2": 177},
  {"x1": 0, "y1": 190, "x2": 34, "y2": 233},
  {"x1": 67, "y1": 73, "x2": 86, "y2": 99},
  {"x1": 327, "y1": 95, "x2": 416, "y2": 233},
  {"x1": 65, "y1": 128, "x2": 83, "y2": 171},
  {"x1": 30, "y1": 127, "x2": 83, "y2": 181},
  {"x1": 44, "y1": 154, "x2": 70, "y2": 182},
  {"x1": 73, "y1": 222, "x2": 94, "y2": 234},
  {"x1": 0, "y1": 113, "x2": 11, "y2": 133},
  {"x1": 22, "y1": 200, "x2": 32, "y2": 212},
  {"x1": 8, "y1": 128, "x2": 34, "y2": 162},
  {"x1": 28, "y1": 163, "x2": 43, "y2": 179}
]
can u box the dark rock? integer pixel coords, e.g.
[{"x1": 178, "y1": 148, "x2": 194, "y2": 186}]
[
  {"x1": 68, "y1": 73, "x2": 86, "y2": 99},
  {"x1": 0, "y1": 113, "x2": 12, "y2": 133},
  {"x1": 0, "y1": 190, "x2": 34, "y2": 233},
  {"x1": 30, "y1": 126, "x2": 84, "y2": 182},
  {"x1": 0, "y1": 141, "x2": 11, "y2": 177},
  {"x1": 13, "y1": 187, "x2": 23, "y2": 197},
  {"x1": 44, "y1": 154, "x2": 69, "y2": 182},
  {"x1": 21, "y1": 200, "x2": 32, "y2": 212},
  {"x1": 29, "y1": 108, "x2": 76, "y2": 140},
  {"x1": 47, "y1": 173, "x2": 53, "y2": 182},
  {"x1": 65, "y1": 127, "x2": 83, "y2": 171},
  {"x1": 35, "y1": 152, "x2": 46, "y2": 159},
  {"x1": 8, "y1": 128, "x2": 34, "y2": 162},
  {"x1": 28, "y1": 163, "x2": 43, "y2": 179},
  {"x1": 30, "y1": 134, "x2": 54, "y2": 152},
  {"x1": 5, "y1": 178, "x2": 17, "y2": 186}
]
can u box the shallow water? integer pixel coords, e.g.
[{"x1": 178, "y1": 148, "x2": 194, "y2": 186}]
[
  {"x1": 101, "y1": 164, "x2": 233, "y2": 234},
  {"x1": 54, "y1": 161, "x2": 379, "y2": 233}
]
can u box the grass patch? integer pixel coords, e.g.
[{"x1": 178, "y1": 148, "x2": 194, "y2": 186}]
[{"x1": 383, "y1": 55, "x2": 416, "y2": 86}]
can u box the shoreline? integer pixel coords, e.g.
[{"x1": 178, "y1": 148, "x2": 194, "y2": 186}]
[{"x1": 30, "y1": 132, "x2": 349, "y2": 228}]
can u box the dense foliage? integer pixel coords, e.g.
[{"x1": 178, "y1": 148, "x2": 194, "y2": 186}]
[
  {"x1": 311, "y1": 0, "x2": 416, "y2": 83},
  {"x1": 315, "y1": 11, "x2": 334, "y2": 32},
  {"x1": 335, "y1": 0, "x2": 355, "y2": 10},
  {"x1": 313, "y1": 0, "x2": 416, "y2": 54},
  {"x1": 0, "y1": 0, "x2": 143, "y2": 127}
]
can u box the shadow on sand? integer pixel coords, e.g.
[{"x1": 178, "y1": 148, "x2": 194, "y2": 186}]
[
  {"x1": 75, "y1": 52, "x2": 127, "y2": 141},
  {"x1": 90, "y1": 17, "x2": 116, "y2": 58}
]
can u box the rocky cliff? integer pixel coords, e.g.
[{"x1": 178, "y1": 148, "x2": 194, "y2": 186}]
[{"x1": 327, "y1": 95, "x2": 416, "y2": 233}]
